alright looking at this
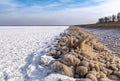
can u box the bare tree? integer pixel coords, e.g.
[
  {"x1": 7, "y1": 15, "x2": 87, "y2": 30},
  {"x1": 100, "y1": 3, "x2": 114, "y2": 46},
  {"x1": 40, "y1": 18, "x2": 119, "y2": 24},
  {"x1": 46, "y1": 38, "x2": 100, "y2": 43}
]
[
  {"x1": 98, "y1": 18, "x2": 103, "y2": 23},
  {"x1": 98, "y1": 18, "x2": 102, "y2": 23},
  {"x1": 112, "y1": 15, "x2": 116, "y2": 22},
  {"x1": 104, "y1": 17, "x2": 109, "y2": 22},
  {"x1": 108, "y1": 16, "x2": 112, "y2": 22},
  {"x1": 99, "y1": 17, "x2": 106, "y2": 23},
  {"x1": 117, "y1": 12, "x2": 120, "y2": 22},
  {"x1": 97, "y1": 12, "x2": 120, "y2": 23}
]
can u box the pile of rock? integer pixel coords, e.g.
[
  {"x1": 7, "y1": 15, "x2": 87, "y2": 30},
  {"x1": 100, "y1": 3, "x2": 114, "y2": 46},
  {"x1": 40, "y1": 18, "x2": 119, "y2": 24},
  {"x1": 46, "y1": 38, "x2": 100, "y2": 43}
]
[{"x1": 40, "y1": 26, "x2": 120, "y2": 81}]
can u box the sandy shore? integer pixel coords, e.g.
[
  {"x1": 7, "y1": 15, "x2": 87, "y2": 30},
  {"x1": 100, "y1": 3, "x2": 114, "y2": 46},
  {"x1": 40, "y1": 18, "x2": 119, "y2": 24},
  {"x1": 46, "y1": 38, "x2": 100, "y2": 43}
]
[{"x1": 80, "y1": 26, "x2": 120, "y2": 56}]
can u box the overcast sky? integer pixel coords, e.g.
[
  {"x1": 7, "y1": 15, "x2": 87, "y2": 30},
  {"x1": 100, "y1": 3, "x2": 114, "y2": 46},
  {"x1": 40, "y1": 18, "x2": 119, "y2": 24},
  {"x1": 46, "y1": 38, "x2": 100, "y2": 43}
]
[{"x1": 0, "y1": 0, "x2": 120, "y2": 25}]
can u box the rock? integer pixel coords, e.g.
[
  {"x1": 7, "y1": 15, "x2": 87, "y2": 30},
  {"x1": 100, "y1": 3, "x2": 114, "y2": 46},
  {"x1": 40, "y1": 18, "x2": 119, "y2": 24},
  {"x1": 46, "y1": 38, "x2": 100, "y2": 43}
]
[
  {"x1": 75, "y1": 78, "x2": 92, "y2": 81},
  {"x1": 42, "y1": 27, "x2": 120, "y2": 81},
  {"x1": 61, "y1": 46, "x2": 69, "y2": 54},
  {"x1": 117, "y1": 64, "x2": 120, "y2": 69},
  {"x1": 51, "y1": 61, "x2": 63, "y2": 72},
  {"x1": 109, "y1": 64, "x2": 118, "y2": 71},
  {"x1": 59, "y1": 42, "x2": 66, "y2": 46},
  {"x1": 86, "y1": 74, "x2": 98, "y2": 81},
  {"x1": 51, "y1": 61, "x2": 74, "y2": 77},
  {"x1": 62, "y1": 63, "x2": 74, "y2": 77},
  {"x1": 74, "y1": 75, "x2": 79, "y2": 78},
  {"x1": 76, "y1": 66, "x2": 88, "y2": 77},
  {"x1": 109, "y1": 75, "x2": 120, "y2": 80},
  {"x1": 91, "y1": 68, "x2": 96, "y2": 71},
  {"x1": 89, "y1": 62, "x2": 94, "y2": 70},
  {"x1": 80, "y1": 60, "x2": 89, "y2": 68},
  {"x1": 102, "y1": 67, "x2": 113, "y2": 76},
  {"x1": 88, "y1": 71, "x2": 98, "y2": 77},
  {"x1": 50, "y1": 49, "x2": 56, "y2": 56},
  {"x1": 56, "y1": 51, "x2": 61, "y2": 56},
  {"x1": 113, "y1": 71, "x2": 120, "y2": 78},
  {"x1": 61, "y1": 54, "x2": 80, "y2": 66},
  {"x1": 106, "y1": 62, "x2": 110, "y2": 68},
  {"x1": 40, "y1": 57, "x2": 45, "y2": 65},
  {"x1": 94, "y1": 64, "x2": 100, "y2": 71},
  {"x1": 99, "y1": 78, "x2": 111, "y2": 81},
  {"x1": 62, "y1": 46, "x2": 69, "y2": 51},
  {"x1": 100, "y1": 72, "x2": 106, "y2": 78},
  {"x1": 40, "y1": 55, "x2": 54, "y2": 65}
]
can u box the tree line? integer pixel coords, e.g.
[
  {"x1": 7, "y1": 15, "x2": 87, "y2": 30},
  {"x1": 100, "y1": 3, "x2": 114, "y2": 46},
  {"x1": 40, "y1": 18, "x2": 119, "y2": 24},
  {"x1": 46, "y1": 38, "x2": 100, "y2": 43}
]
[{"x1": 98, "y1": 12, "x2": 120, "y2": 23}]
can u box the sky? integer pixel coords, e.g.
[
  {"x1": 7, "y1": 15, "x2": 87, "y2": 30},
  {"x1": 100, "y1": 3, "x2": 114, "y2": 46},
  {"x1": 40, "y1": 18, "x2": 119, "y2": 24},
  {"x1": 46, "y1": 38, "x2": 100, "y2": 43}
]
[{"x1": 0, "y1": 0, "x2": 120, "y2": 25}]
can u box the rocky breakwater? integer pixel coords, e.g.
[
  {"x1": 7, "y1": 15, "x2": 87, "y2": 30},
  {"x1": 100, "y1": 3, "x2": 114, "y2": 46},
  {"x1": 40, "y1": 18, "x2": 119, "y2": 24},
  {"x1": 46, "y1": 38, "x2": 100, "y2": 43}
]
[{"x1": 40, "y1": 26, "x2": 120, "y2": 81}]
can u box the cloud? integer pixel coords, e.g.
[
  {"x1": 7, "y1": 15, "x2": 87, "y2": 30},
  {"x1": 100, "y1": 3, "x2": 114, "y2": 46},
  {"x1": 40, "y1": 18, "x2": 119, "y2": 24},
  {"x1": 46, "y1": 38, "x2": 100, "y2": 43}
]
[
  {"x1": 0, "y1": 0, "x2": 106, "y2": 13},
  {"x1": 91, "y1": 0, "x2": 105, "y2": 3},
  {"x1": 0, "y1": 0, "x2": 120, "y2": 25}
]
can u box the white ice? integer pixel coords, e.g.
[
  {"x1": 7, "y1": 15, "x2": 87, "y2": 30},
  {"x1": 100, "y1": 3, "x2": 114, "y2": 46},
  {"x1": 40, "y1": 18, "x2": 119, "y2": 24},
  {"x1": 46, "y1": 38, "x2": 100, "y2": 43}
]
[{"x1": 0, "y1": 26, "x2": 72, "y2": 81}]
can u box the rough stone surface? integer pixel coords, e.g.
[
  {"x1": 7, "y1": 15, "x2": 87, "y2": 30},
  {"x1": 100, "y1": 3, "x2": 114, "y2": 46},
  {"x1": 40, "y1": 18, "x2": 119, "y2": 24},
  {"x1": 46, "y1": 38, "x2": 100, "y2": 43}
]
[{"x1": 40, "y1": 26, "x2": 120, "y2": 81}]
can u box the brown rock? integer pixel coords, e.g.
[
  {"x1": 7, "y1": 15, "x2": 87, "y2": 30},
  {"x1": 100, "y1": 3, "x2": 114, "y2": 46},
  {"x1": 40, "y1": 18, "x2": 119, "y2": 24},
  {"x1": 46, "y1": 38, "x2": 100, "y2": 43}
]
[
  {"x1": 89, "y1": 62, "x2": 94, "y2": 70},
  {"x1": 109, "y1": 75, "x2": 120, "y2": 80},
  {"x1": 113, "y1": 71, "x2": 120, "y2": 78},
  {"x1": 40, "y1": 57, "x2": 45, "y2": 65},
  {"x1": 86, "y1": 74, "x2": 98, "y2": 81},
  {"x1": 100, "y1": 72, "x2": 106, "y2": 78},
  {"x1": 62, "y1": 63, "x2": 74, "y2": 77},
  {"x1": 88, "y1": 71, "x2": 98, "y2": 77},
  {"x1": 61, "y1": 54, "x2": 80, "y2": 66},
  {"x1": 94, "y1": 64, "x2": 100, "y2": 71},
  {"x1": 51, "y1": 61, "x2": 63, "y2": 72},
  {"x1": 109, "y1": 64, "x2": 118, "y2": 71},
  {"x1": 80, "y1": 60, "x2": 89, "y2": 68},
  {"x1": 42, "y1": 27, "x2": 120, "y2": 80},
  {"x1": 76, "y1": 66, "x2": 88, "y2": 77},
  {"x1": 102, "y1": 67, "x2": 113, "y2": 76},
  {"x1": 117, "y1": 64, "x2": 120, "y2": 69},
  {"x1": 50, "y1": 49, "x2": 56, "y2": 56},
  {"x1": 99, "y1": 78, "x2": 111, "y2": 81},
  {"x1": 51, "y1": 61, "x2": 74, "y2": 77}
]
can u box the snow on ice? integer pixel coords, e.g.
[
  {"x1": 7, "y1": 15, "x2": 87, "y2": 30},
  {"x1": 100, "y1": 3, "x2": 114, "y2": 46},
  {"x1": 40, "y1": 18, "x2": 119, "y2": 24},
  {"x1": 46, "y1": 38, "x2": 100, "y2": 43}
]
[{"x1": 0, "y1": 26, "x2": 72, "y2": 81}]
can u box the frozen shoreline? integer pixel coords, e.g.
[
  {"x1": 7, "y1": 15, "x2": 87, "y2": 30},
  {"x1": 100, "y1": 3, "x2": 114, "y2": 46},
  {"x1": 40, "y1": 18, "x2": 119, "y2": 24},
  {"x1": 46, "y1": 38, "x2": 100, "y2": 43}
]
[
  {"x1": 80, "y1": 26, "x2": 120, "y2": 56},
  {"x1": 1, "y1": 26, "x2": 120, "y2": 81}
]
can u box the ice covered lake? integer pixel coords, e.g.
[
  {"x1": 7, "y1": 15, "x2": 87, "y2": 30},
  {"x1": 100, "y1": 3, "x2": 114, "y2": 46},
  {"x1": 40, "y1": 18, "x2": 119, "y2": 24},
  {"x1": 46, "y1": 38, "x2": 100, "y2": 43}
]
[
  {"x1": 1, "y1": 26, "x2": 120, "y2": 81},
  {"x1": 0, "y1": 26, "x2": 69, "y2": 81}
]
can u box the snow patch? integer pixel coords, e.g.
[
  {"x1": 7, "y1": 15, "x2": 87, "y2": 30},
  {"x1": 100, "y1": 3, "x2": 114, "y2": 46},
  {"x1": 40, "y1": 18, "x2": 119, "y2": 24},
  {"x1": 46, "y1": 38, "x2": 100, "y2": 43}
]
[{"x1": 0, "y1": 26, "x2": 69, "y2": 81}]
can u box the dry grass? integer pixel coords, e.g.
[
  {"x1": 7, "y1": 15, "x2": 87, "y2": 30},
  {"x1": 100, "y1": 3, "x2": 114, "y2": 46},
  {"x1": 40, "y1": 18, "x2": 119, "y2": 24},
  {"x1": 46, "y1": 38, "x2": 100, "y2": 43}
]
[{"x1": 79, "y1": 22, "x2": 120, "y2": 27}]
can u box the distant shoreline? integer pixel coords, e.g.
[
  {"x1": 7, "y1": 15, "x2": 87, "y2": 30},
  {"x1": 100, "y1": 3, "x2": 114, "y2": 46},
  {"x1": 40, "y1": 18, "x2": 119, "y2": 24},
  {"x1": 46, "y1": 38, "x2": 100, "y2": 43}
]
[{"x1": 75, "y1": 22, "x2": 120, "y2": 28}]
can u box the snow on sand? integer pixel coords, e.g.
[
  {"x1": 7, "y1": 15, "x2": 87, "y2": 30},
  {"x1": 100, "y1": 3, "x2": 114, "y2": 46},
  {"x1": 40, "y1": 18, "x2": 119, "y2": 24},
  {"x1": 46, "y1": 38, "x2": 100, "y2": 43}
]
[
  {"x1": 80, "y1": 27, "x2": 120, "y2": 56},
  {"x1": 0, "y1": 26, "x2": 69, "y2": 81}
]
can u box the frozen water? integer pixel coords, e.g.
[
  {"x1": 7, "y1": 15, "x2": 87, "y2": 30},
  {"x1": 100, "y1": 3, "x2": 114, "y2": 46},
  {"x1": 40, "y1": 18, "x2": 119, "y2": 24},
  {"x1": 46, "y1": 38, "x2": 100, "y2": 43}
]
[{"x1": 0, "y1": 26, "x2": 69, "y2": 81}]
